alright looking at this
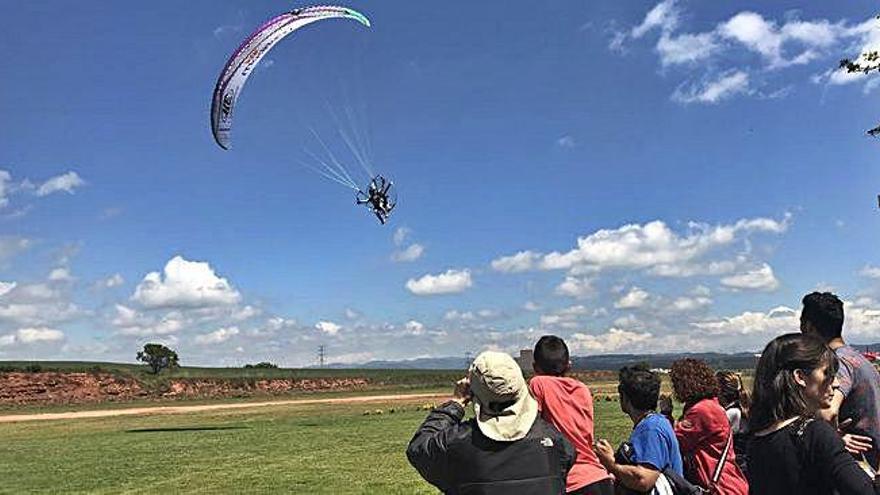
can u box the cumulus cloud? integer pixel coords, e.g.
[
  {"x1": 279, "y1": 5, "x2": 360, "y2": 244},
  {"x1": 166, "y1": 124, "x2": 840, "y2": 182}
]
[
  {"x1": 692, "y1": 306, "x2": 797, "y2": 337},
  {"x1": 0, "y1": 237, "x2": 32, "y2": 263},
  {"x1": 556, "y1": 276, "x2": 596, "y2": 299},
  {"x1": 112, "y1": 305, "x2": 184, "y2": 337},
  {"x1": 491, "y1": 251, "x2": 541, "y2": 273},
  {"x1": 405, "y1": 320, "x2": 425, "y2": 335},
  {"x1": 0, "y1": 327, "x2": 65, "y2": 347},
  {"x1": 0, "y1": 281, "x2": 16, "y2": 298},
  {"x1": 315, "y1": 320, "x2": 341, "y2": 336},
  {"x1": 615, "y1": 287, "x2": 651, "y2": 309},
  {"x1": 720, "y1": 263, "x2": 780, "y2": 291},
  {"x1": 132, "y1": 255, "x2": 241, "y2": 309},
  {"x1": 631, "y1": 0, "x2": 679, "y2": 39},
  {"x1": 540, "y1": 305, "x2": 589, "y2": 330},
  {"x1": 615, "y1": 3, "x2": 880, "y2": 99},
  {"x1": 556, "y1": 135, "x2": 576, "y2": 148},
  {"x1": 657, "y1": 32, "x2": 720, "y2": 66},
  {"x1": 48, "y1": 267, "x2": 73, "y2": 282},
  {"x1": 568, "y1": 328, "x2": 653, "y2": 354},
  {"x1": 195, "y1": 326, "x2": 240, "y2": 344},
  {"x1": 0, "y1": 171, "x2": 11, "y2": 208},
  {"x1": 36, "y1": 171, "x2": 85, "y2": 197},
  {"x1": 406, "y1": 269, "x2": 473, "y2": 295},
  {"x1": 860, "y1": 265, "x2": 880, "y2": 279},
  {"x1": 392, "y1": 244, "x2": 424, "y2": 263},
  {"x1": 672, "y1": 71, "x2": 751, "y2": 104},
  {"x1": 495, "y1": 215, "x2": 788, "y2": 279},
  {"x1": 671, "y1": 295, "x2": 713, "y2": 312},
  {"x1": 101, "y1": 273, "x2": 125, "y2": 288},
  {"x1": 391, "y1": 227, "x2": 425, "y2": 263}
]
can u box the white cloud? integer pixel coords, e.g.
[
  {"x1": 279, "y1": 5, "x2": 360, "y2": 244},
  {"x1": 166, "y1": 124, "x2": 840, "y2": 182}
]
[
  {"x1": 0, "y1": 170, "x2": 11, "y2": 208},
  {"x1": 406, "y1": 269, "x2": 473, "y2": 295},
  {"x1": 36, "y1": 171, "x2": 85, "y2": 197},
  {"x1": 498, "y1": 215, "x2": 787, "y2": 277},
  {"x1": 7, "y1": 327, "x2": 65, "y2": 344},
  {"x1": 391, "y1": 243, "x2": 424, "y2": 262},
  {"x1": 132, "y1": 255, "x2": 241, "y2": 309},
  {"x1": 569, "y1": 328, "x2": 653, "y2": 353},
  {"x1": 615, "y1": 287, "x2": 651, "y2": 309},
  {"x1": 692, "y1": 305, "x2": 797, "y2": 336},
  {"x1": 195, "y1": 326, "x2": 240, "y2": 345},
  {"x1": 0, "y1": 281, "x2": 16, "y2": 297},
  {"x1": 231, "y1": 305, "x2": 260, "y2": 321},
  {"x1": 393, "y1": 227, "x2": 411, "y2": 246},
  {"x1": 556, "y1": 135, "x2": 576, "y2": 148},
  {"x1": 102, "y1": 273, "x2": 125, "y2": 288},
  {"x1": 672, "y1": 71, "x2": 751, "y2": 104},
  {"x1": 112, "y1": 305, "x2": 184, "y2": 337},
  {"x1": 524, "y1": 301, "x2": 541, "y2": 312},
  {"x1": 671, "y1": 296, "x2": 713, "y2": 312},
  {"x1": 860, "y1": 265, "x2": 880, "y2": 279},
  {"x1": 631, "y1": 0, "x2": 679, "y2": 39},
  {"x1": 540, "y1": 305, "x2": 589, "y2": 329},
  {"x1": 555, "y1": 276, "x2": 596, "y2": 299},
  {"x1": 48, "y1": 267, "x2": 73, "y2": 282},
  {"x1": 0, "y1": 237, "x2": 32, "y2": 262},
  {"x1": 491, "y1": 251, "x2": 540, "y2": 273},
  {"x1": 405, "y1": 320, "x2": 425, "y2": 335},
  {"x1": 344, "y1": 308, "x2": 360, "y2": 320},
  {"x1": 315, "y1": 320, "x2": 341, "y2": 336},
  {"x1": 657, "y1": 32, "x2": 720, "y2": 66},
  {"x1": 267, "y1": 316, "x2": 297, "y2": 331},
  {"x1": 720, "y1": 263, "x2": 780, "y2": 291},
  {"x1": 444, "y1": 310, "x2": 476, "y2": 321}
]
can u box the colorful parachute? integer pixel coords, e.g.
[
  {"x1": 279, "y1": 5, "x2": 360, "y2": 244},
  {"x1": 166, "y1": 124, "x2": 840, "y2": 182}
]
[{"x1": 210, "y1": 6, "x2": 371, "y2": 150}]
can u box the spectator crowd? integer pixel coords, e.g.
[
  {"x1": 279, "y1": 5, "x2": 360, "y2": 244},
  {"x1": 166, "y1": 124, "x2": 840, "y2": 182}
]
[{"x1": 407, "y1": 292, "x2": 880, "y2": 494}]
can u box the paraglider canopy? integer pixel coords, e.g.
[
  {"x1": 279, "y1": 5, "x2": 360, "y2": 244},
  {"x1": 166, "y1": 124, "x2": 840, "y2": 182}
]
[{"x1": 210, "y1": 5, "x2": 371, "y2": 150}]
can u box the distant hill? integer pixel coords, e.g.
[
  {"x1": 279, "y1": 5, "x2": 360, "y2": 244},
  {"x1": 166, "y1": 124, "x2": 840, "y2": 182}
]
[
  {"x1": 571, "y1": 352, "x2": 759, "y2": 371},
  {"x1": 322, "y1": 352, "x2": 762, "y2": 370}
]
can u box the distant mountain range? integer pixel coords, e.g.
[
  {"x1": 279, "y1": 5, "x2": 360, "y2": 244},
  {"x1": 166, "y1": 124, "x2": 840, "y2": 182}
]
[
  {"x1": 324, "y1": 343, "x2": 880, "y2": 370},
  {"x1": 323, "y1": 352, "x2": 760, "y2": 370}
]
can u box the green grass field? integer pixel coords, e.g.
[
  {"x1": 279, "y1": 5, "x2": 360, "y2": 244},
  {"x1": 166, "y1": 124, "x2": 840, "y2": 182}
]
[{"x1": 0, "y1": 394, "x2": 634, "y2": 494}]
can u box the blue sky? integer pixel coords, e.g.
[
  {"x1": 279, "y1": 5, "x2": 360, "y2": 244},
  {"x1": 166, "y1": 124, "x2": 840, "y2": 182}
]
[{"x1": 1, "y1": 1, "x2": 879, "y2": 366}]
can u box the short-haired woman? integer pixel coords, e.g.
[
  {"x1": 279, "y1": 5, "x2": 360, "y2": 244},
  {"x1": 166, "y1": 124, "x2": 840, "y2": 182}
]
[
  {"x1": 666, "y1": 358, "x2": 749, "y2": 494},
  {"x1": 748, "y1": 333, "x2": 876, "y2": 495}
]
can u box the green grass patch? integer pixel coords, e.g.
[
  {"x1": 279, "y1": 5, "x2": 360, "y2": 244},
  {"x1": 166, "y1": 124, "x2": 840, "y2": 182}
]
[{"x1": 0, "y1": 398, "x2": 633, "y2": 494}]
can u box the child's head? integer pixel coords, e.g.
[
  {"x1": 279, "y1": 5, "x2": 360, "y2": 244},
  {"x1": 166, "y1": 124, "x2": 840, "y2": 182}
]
[{"x1": 533, "y1": 335, "x2": 570, "y2": 376}]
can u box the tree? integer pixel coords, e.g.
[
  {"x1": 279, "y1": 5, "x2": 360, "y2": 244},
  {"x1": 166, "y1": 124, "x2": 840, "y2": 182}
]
[
  {"x1": 838, "y1": 16, "x2": 880, "y2": 136},
  {"x1": 244, "y1": 362, "x2": 279, "y2": 369},
  {"x1": 136, "y1": 343, "x2": 179, "y2": 374}
]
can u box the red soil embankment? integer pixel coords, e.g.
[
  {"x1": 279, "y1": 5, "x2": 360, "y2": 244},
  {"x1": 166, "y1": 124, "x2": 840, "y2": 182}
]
[{"x1": 0, "y1": 372, "x2": 369, "y2": 406}]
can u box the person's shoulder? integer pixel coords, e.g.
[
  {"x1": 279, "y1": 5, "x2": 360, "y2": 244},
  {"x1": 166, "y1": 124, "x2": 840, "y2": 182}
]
[
  {"x1": 835, "y1": 346, "x2": 867, "y2": 367},
  {"x1": 640, "y1": 413, "x2": 674, "y2": 435}
]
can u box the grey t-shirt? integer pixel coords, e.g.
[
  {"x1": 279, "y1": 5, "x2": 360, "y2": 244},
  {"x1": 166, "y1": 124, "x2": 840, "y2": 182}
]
[{"x1": 835, "y1": 345, "x2": 880, "y2": 469}]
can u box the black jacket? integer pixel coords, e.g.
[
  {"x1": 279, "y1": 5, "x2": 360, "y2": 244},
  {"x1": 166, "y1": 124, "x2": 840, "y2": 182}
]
[{"x1": 406, "y1": 400, "x2": 576, "y2": 495}]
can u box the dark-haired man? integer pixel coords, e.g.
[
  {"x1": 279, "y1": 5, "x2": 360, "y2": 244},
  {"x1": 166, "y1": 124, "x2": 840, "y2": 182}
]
[
  {"x1": 801, "y1": 291, "x2": 880, "y2": 473},
  {"x1": 529, "y1": 336, "x2": 613, "y2": 495},
  {"x1": 594, "y1": 364, "x2": 683, "y2": 494}
]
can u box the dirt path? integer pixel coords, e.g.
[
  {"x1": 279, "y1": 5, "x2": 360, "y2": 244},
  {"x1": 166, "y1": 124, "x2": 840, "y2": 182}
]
[{"x1": 0, "y1": 392, "x2": 448, "y2": 424}]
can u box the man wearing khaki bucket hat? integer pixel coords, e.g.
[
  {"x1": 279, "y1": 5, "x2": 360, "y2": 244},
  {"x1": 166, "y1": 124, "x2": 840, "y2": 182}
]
[{"x1": 407, "y1": 351, "x2": 576, "y2": 494}]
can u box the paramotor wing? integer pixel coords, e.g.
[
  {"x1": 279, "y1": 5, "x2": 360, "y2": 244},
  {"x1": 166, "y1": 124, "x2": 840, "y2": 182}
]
[{"x1": 210, "y1": 6, "x2": 371, "y2": 150}]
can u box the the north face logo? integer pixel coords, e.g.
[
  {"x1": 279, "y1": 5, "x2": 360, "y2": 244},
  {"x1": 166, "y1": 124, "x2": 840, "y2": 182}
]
[{"x1": 540, "y1": 437, "x2": 554, "y2": 447}]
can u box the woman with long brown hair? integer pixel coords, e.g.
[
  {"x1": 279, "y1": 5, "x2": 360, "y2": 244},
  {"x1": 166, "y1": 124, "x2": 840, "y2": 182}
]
[{"x1": 748, "y1": 333, "x2": 876, "y2": 495}]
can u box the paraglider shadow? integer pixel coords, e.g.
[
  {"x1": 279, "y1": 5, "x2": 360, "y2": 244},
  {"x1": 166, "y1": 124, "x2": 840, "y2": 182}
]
[{"x1": 125, "y1": 425, "x2": 249, "y2": 433}]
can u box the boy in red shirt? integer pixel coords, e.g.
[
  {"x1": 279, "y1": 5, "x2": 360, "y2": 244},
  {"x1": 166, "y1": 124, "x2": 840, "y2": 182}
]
[{"x1": 529, "y1": 335, "x2": 613, "y2": 495}]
